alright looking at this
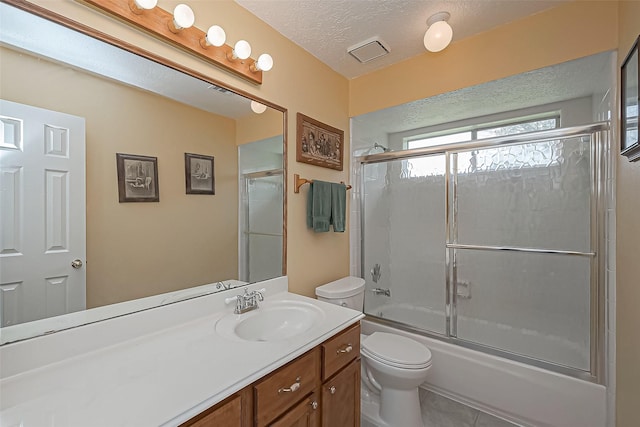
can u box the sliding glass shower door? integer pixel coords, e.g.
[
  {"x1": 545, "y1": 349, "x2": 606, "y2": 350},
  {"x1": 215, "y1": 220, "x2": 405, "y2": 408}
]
[
  {"x1": 361, "y1": 125, "x2": 607, "y2": 378},
  {"x1": 241, "y1": 171, "x2": 283, "y2": 283},
  {"x1": 451, "y1": 137, "x2": 593, "y2": 370},
  {"x1": 362, "y1": 155, "x2": 447, "y2": 335}
]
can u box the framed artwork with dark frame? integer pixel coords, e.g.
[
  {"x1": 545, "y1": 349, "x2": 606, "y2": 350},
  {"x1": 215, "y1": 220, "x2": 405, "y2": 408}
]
[
  {"x1": 185, "y1": 153, "x2": 215, "y2": 195},
  {"x1": 621, "y1": 35, "x2": 639, "y2": 161},
  {"x1": 116, "y1": 153, "x2": 159, "y2": 202},
  {"x1": 296, "y1": 113, "x2": 344, "y2": 171}
]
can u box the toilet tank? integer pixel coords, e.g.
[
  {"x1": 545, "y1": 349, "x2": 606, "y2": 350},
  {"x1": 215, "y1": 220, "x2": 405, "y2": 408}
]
[{"x1": 315, "y1": 276, "x2": 365, "y2": 311}]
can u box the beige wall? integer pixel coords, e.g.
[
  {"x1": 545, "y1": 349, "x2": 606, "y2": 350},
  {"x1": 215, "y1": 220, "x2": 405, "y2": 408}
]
[
  {"x1": 350, "y1": 0, "x2": 618, "y2": 117},
  {"x1": 616, "y1": 2, "x2": 640, "y2": 426},
  {"x1": 236, "y1": 107, "x2": 283, "y2": 147},
  {"x1": 1, "y1": 46, "x2": 239, "y2": 307}
]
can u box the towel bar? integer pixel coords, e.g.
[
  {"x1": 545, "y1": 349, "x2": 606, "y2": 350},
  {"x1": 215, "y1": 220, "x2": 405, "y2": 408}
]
[{"x1": 294, "y1": 173, "x2": 352, "y2": 193}]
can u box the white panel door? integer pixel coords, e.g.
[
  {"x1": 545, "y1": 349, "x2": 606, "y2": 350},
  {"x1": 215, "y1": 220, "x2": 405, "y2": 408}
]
[{"x1": 0, "y1": 99, "x2": 86, "y2": 327}]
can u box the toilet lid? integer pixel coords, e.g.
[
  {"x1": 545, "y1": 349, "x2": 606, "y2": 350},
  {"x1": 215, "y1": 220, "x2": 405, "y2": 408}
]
[{"x1": 361, "y1": 332, "x2": 432, "y2": 369}]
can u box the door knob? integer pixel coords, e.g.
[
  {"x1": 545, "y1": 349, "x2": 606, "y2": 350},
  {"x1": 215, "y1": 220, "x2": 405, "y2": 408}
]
[{"x1": 71, "y1": 259, "x2": 83, "y2": 269}]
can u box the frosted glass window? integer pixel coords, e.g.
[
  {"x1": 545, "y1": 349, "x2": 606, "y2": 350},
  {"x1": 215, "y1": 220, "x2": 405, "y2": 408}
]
[
  {"x1": 408, "y1": 132, "x2": 471, "y2": 149},
  {"x1": 476, "y1": 118, "x2": 557, "y2": 139},
  {"x1": 405, "y1": 116, "x2": 559, "y2": 178}
]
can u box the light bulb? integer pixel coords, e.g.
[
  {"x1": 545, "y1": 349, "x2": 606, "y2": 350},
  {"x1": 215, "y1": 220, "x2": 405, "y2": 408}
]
[
  {"x1": 233, "y1": 40, "x2": 251, "y2": 60},
  {"x1": 134, "y1": 0, "x2": 156, "y2": 10},
  {"x1": 204, "y1": 25, "x2": 226, "y2": 47},
  {"x1": 256, "y1": 53, "x2": 273, "y2": 71},
  {"x1": 172, "y1": 4, "x2": 195, "y2": 31},
  {"x1": 251, "y1": 101, "x2": 267, "y2": 114},
  {"x1": 424, "y1": 19, "x2": 453, "y2": 52},
  {"x1": 129, "y1": 0, "x2": 157, "y2": 14}
]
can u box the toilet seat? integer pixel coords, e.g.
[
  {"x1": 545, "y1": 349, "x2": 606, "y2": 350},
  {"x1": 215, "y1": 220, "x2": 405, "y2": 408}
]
[{"x1": 361, "y1": 332, "x2": 432, "y2": 369}]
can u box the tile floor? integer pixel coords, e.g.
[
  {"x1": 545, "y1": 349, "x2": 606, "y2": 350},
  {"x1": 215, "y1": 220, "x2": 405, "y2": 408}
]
[{"x1": 419, "y1": 389, "x2": 519, "y2": 427}]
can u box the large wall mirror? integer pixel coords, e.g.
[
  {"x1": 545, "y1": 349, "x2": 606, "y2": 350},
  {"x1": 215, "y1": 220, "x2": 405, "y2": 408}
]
[{"x1": 0, "y1": 0, "x2": 286, "y2": 344}]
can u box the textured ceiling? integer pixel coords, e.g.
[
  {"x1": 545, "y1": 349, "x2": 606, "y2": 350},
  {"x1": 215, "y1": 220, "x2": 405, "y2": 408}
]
[{"x1": 235, "y1": 0, "x2": 568, "y2": 79}]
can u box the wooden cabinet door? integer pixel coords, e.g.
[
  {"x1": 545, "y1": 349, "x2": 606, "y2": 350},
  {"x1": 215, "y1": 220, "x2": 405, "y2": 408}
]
[
  {"x1": 185, "y1": 395, "x2": 242, "y2": 427},
  {"x1": 181, "y1": 388, "x2": 252, "y2": 427},
  {"x1": 321, "y1": 359, "x2": 360, "y2": 427},
  {"x1": 269, "y1": 392, "x2": 320, "y2": 427}
]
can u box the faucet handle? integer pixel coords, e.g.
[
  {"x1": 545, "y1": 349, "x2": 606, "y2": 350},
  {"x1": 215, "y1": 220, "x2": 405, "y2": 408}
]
[
  {"x1": 224, "y1": 295, "x2": 239, "y2": 305},
  {"x1": 254, "y1": 288, "x2": 266, "y2": 301}
]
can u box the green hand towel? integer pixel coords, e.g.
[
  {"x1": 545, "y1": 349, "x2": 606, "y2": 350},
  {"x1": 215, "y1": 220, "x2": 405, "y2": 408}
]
[
  {"x1": 331, "y1": 183, "x2": 346, "y2": 232},
  {"x1": 307, "y1": 180, "x2": 332, "y2": 232}
]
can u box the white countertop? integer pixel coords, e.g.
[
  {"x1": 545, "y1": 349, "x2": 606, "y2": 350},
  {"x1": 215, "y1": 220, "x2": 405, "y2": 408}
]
[
  {"x1": 0, "y1": 280, "x2": 247, "y2": 346},
  {"x1": 0, "y1": 278, "x2": 364, "y2": 426}
]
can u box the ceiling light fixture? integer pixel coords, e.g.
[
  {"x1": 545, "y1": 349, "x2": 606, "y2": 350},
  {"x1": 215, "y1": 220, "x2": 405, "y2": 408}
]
[
  {"x1": 250, "y1": 101, "x2": 267, "y2": 114},
  {"x1": 424, "y1": 12, "x2": 453, "y2": 53},
  {"x1": 168, "y1": 4, "x2": 195, "y2": 33},
  {"x1": 84, "y1": 0, "x2": 273, "y2": 84}
]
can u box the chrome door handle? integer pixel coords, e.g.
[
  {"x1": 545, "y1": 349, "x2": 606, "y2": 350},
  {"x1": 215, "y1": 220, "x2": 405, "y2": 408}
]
[
  {"x1": 278, "y1": 377, "x2": 301, "y2": 394},
  {"x1": 336, "y1": 344, "x2": 353, "y2": 354},
  {"x1": 71, "y1": 259, "x2": 83, "y2": 269}
]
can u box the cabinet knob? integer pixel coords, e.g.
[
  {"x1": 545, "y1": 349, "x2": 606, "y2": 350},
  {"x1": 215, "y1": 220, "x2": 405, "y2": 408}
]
[
  {"x1": 329, "y1": 386, "x2": 336, "y2": 395},
  {"x1": 278, "y1": 377, "x2": 301, "y2": 394},
  {"x1": 310, "y1": 400, "x2": 318, "y2": 410},
  {"x1": 336, "y1": 344, "x2": 353, "y2": 354}
]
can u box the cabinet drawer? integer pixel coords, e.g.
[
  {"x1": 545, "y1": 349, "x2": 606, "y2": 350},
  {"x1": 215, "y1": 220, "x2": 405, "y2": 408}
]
[
  {"x1": 322, "y1": 323, "x2": 360, "y2": 381},
  {"x1": 269, "y1": 391, "x2": 319, "y2": 427},
  {"x1": 255, "y1": 348, "x2": 321, "y2": 427}
]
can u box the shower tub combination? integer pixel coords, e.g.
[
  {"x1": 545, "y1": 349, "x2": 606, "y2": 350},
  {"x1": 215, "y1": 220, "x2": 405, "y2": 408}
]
[{"x1": 356, "y1": 124, "x2": 610, "y2": 427}]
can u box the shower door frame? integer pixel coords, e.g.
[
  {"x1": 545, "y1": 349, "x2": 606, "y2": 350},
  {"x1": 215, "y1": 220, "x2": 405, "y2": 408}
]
[
  {"x1": 240, "y1": 169, "x2": 285, "y2": 283},
  {"x1": 359, "y1": 122, "x2": 609, "y2": 383}
]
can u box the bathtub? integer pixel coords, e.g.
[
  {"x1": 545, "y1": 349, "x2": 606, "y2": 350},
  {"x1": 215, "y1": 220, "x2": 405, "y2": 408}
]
[
  {"x1": 361, "y1": 318, "x2": 606, "y2": 427},
  {"x1": 368, "y1": 303, "x2": 588, "y2": 370}
]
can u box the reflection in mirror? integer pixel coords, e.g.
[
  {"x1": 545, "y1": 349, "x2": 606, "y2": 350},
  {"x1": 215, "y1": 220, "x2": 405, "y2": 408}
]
[{"x1": 0, "y1": 1, "x2": 286, "y2": 344}]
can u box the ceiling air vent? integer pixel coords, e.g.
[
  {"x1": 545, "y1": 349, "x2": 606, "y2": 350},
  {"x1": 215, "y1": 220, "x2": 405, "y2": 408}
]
[
  {"x1": 348, "y1": 38, "x2": 390, "y2": 63},
  {"x1": 208, "y1": 84, "x2": 232, "y2": 94}
]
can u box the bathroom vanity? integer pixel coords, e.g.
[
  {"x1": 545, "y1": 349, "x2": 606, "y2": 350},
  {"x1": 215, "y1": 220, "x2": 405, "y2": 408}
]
[
  {"x1": 183, "y1": 323, "x2": 361, "y2": 426},
  {"x1": 0, "y1": 277, "x2": 364, "y2": 426}
]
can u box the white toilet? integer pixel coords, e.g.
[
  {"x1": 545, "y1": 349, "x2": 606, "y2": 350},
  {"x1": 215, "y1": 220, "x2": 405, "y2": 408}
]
[{"x1": 316, "y1": 276, "x2": 432, "y2": 427}]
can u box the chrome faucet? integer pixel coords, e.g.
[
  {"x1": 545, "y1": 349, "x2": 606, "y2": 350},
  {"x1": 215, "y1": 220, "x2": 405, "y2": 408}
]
[
  {"x1": 216, "y1": 281, "x2": 231, "y2": 290},
  {"x1": 369, "y1": 288, "x2": 391, "y2": 297},
  {"x1": 226, "y1": 288, "x2": 265, "y2": 314}
]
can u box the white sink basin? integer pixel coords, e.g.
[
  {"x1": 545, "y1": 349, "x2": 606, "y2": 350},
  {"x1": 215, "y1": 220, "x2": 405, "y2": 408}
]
[{"x1": 215, "y1": 300, "x2": 325, "y2": 342}]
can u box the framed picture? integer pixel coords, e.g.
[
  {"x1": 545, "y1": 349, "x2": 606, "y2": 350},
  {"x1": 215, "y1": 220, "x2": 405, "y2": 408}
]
[
  {"x1": 116, "y1": 153, "x2": 159, "y2": 202},
  {"x1": 185, "y1": 153, "x2": 215, "y2": 195},
  {"x1": 296, "y1": 113, "x2": 344, "y2": 171},
  {"x1": 621, "y1": 35, "x2": 639, "y2": 161}
]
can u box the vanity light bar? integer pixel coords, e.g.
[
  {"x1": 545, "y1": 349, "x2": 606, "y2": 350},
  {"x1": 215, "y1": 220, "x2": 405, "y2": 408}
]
[{"x1": 82, "y1": 0, "x2": 268, "y2": 84}]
